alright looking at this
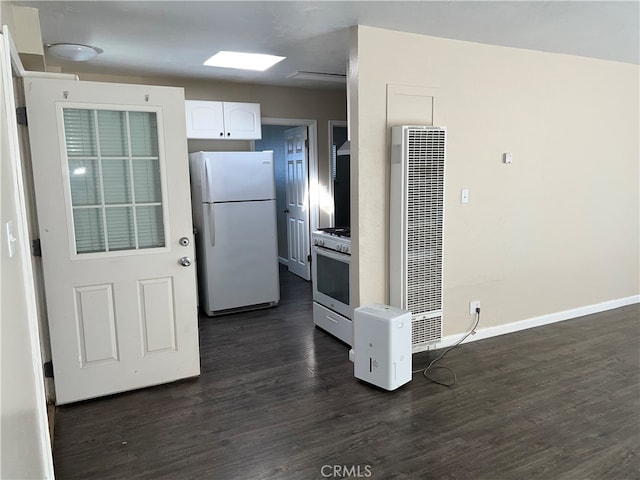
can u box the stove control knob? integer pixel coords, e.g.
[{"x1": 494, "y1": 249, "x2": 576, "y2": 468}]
[
  {"x1": 337, "y1": 245, "x2": 344, "y2": 252},
  {"x1": 343, "y1": 245, "x2": 349, "y2": 254}
]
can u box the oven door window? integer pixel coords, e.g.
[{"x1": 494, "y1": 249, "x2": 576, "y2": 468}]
[{"x1": 316, "y1": 253, "x2": 349, "y2": 305}]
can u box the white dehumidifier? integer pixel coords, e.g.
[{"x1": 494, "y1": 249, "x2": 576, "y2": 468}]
[{"x1": 353, "y1": 304, "x2": 412, "y2": 390}]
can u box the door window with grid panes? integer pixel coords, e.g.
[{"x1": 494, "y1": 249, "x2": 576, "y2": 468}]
[{"x1": 63, "y1": 108, "x2": 165, "y2": 254}]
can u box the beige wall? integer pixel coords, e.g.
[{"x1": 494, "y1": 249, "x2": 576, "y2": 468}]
[
  {"x1": 1, "y1": 4, "x2": 46, "y2": 70},
  {"x1": 352, "y1": 26, "x2": 639, "y2": 335}
]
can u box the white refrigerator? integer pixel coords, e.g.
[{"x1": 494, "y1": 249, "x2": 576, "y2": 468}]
[{"x1": 189, "y1": 151, "x2": 280, "y2": 315}]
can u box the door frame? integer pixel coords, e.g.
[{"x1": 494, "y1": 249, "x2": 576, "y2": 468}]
[
  {"x1": 1, "y1": 26, "x2": 56, "y2": 478},
  {"x1": 257, "y1": 117, "x2": 319, "y2": 236}
]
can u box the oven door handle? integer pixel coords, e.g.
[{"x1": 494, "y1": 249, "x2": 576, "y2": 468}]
[{"x1": 313, "y1": 245, "x2": 351, "y2": 262}]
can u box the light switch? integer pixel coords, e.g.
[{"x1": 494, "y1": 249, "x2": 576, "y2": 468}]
[
  {"x1": 503, "y1": 152, "x2": 513, "y2": 164},
  {"x1": 461, "y1": 189, "x2": 469, "y2": 204}
]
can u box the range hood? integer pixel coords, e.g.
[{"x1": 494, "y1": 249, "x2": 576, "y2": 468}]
[{"x1": 337, "y1": 140, "x2": 350, "y2": 156}]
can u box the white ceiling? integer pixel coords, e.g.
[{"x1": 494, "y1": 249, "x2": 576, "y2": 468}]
[{"x1": 15, "y1": 1, "x2": 640, "y2": 89}]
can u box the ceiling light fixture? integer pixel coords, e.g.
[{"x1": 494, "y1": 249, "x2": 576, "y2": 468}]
[
  {"x1": 203, "y1": 51, "x2": 285, "y2": 72},
  {"x1": 287, "y1": 71, "x2": 346, "y2": 83},
  {"x1": 47, "y1": 43, "x2": 103, "y2": 62}
]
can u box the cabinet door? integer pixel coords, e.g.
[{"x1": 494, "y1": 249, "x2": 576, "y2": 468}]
[
  {"x1": 223, "y1": 102, "x2": 262, "y2": 139},
  {"x1": 185, "y1": 100, "x2": 225, "y2": 139}
]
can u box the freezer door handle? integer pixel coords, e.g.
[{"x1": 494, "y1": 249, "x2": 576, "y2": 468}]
[{"x1": 208, "y1": 205, "x2": 215, "y2": 247}]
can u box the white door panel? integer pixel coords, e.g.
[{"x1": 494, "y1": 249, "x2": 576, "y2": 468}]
[
  {"x1": 25, "y1": 78, "x2": 200, "y2": 404},
  {"x1": 285, "y1": 126, "x2": 310, "y2": 280}
]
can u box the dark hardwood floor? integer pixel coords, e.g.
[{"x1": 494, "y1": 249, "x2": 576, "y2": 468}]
[{"x1": 53, "y1": 269, "x2": 640, "y2": 479}]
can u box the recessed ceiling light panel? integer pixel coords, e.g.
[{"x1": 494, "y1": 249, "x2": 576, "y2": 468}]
[{"x1": 203, "y1": 51, "x2": 285, "y2": 71}]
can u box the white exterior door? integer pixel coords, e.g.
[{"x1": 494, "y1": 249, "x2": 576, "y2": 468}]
[
  {"x1": 285, "y1": 126, "x2": 310, "y2": 280},
  {"x1": 25, "y1": 78, "x2": 200, "y2": 405}
]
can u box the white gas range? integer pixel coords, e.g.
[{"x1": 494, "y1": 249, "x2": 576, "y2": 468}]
[{"x1": 311, "y1": 227, "x2": 352, "y2": 345}]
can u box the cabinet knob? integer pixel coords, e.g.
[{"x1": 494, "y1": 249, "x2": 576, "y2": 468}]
[
  {"x1": 227, "y1": 132, "x2": 231, "y2": 137},
  {"x1": 219, "y1": 132, "x2": 224, "y2": 137}
]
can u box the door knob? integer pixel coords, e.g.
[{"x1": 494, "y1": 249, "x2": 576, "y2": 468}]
[
  {"x1": 179, "y1": 237, "x2": 190, "y2": 246},
  {"x1": 179, "y1": 257, "x2": 192, "y2": 267},
  {"x1": 283, "y1": 208, "x2": 290, "y2": 213}
]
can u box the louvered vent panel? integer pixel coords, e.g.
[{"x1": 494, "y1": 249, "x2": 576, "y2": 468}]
[
  {"x1": 389, "y1": 125, "x2": 446, "y2": 352},
  {"x1": 412, "y1": 315, "x2": 442, "y2": 347},
  {"x1": 406, "y1": 129, "x2": 445, "y2": 317}
]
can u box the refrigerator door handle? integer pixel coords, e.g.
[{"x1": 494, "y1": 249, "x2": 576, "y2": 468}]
[
  {"x1": 208, "y1": 205, "x2": 215, "y2": 247},
  {"x1": 203, "y1": 159, "x2": 211, "y2": 201}
]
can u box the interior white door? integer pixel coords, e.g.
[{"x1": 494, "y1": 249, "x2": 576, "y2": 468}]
[
  {"x1": 284, "y1": 126, "x2": 311, "y2": 280},
  {"x1": 25, "y1": 78, "x2": 200, "y2": 404}
]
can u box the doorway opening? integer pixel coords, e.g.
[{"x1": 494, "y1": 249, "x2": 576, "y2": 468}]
[
  {"x1": 254, "y1": 118, "x2": 318, "y2": 282},
  {"x1": 328, "y1": 120, "x2": 348, "y2": 228}
]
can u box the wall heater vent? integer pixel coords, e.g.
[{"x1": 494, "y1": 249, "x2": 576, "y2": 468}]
[{"x1": 389, "y1": 125, "x2": 446, "y2": 353}]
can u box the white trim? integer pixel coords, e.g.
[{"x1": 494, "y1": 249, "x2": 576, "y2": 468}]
[
  {"x1": 261, "y1": 117, "x2": 319, "y2": 233},
  {"x1": 22, "y1": 70, "x2": 78, "y2": 80},
  {"x1": 1, "y1": 27, "x2": 55, "y2": 478},
  {"x1": 278, "y1": 256, "x2": 288, "y2": 266},
  {"x1": 438, "y1": 295, "x2": 640, "y2": 350},
  {"x1": 6, "y1": 25, "x2": 25, "y2": 76}
]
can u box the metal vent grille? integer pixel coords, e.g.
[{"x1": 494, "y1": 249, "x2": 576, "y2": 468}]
[
  {"x1": 406, "y1": 128, "x2": 445, "y2": 317},
  {"x1": 412, "y1": 315, "x2": 442, "y2": 350}
]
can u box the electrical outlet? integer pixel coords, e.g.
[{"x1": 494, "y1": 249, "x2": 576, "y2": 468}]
[{"x1": 469, "y1": 300, "x2": 481, "y2": 315}]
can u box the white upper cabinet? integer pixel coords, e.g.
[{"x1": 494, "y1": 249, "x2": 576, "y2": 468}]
[
  {"x1": 222, "y1": 102, "x2": 262, "y2": 139},
  {"x1": 185, "y1": 100, "x2": 261, "y2": 140},
  {"x1": 185, "y1": 100, "x2": 224, "y2": 139}
]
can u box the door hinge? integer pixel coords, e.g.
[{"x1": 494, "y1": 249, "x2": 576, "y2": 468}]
[
  {"x1": 307, "y1": 254, "x2": 312, "y2": 263},
  {"x1": 31, "y1": 239, "x2": 42, "y2": 257},
  {"x1": 304, "y1": 139, "x2": 309, "y2": 149},
  {"x1": 43, "y1": 361, "x2": 54, "y2": 378},
  {"x1": 16, "y1": 106, "x2": 27, "y2": 126}
]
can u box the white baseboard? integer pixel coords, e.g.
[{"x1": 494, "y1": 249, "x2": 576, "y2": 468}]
[
  {"x1": 278, "y1": 256, "x2": 288, "y2": 266},
  {"x1": 438, "y1": 295, "x2": 640, "y2": 350}
]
